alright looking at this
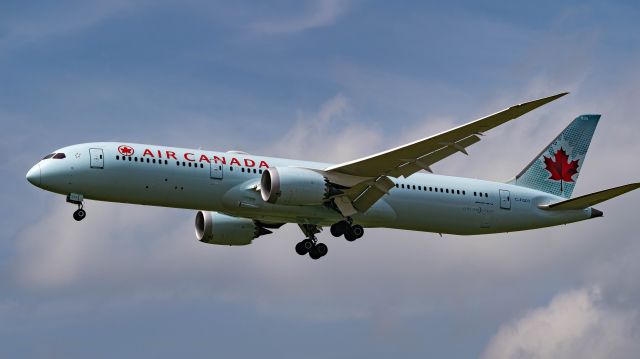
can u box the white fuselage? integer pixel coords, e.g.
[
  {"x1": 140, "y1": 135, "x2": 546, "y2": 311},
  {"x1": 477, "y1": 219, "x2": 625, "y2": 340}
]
[{"x1": 27, "y1": 142, "x2": 594, "y2": 235}]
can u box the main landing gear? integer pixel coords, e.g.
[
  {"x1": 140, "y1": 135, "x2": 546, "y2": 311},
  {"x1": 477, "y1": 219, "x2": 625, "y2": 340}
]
[
  {"x1": 67, "y1": 193, "x2": 86, "y2": 222},
  {"x1": 296, "y1": 224, "x2": 328, "y2": 260},
  {"x1": 330, "y1": 218, "x2": 364, "y2": 242}
]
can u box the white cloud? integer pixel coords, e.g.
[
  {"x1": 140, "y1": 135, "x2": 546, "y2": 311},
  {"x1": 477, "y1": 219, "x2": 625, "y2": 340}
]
[
  {"x1": 482, "y1": 287, "x2": 640, "y2": 359},
  {"x1": 267, "y1": 93, "x2": 382, "y2": 162},
  {"x1": 0, "y1": 0, "x2": 138, "y2": 54},
  {"x1": 249, "y1": 0, "x2": 348, "y2": 35}
]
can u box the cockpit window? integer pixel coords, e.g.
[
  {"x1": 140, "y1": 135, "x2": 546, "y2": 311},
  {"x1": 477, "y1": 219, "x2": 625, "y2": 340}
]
[
  {"x1": 53, "y1": 153, "x2": 66, "y2": 159},
  {"x1": 42, "y1": 153, "x2": 55, "y2": 160}
]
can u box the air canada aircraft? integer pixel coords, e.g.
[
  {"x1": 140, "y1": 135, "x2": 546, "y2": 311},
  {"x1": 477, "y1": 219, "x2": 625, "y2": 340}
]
[{"x1": 26, "y1": 93, "x2": 639, "y2": 259}]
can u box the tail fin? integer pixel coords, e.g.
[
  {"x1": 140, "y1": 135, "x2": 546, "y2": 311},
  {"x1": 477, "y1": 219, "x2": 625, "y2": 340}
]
[{"x1": 509, "y1": 114, "x2": 600, "y2": 198}]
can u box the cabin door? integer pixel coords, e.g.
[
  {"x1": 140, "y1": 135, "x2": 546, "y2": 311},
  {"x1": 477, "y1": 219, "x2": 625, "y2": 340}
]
[
  {"x1": 499, "y1": 189, "x2": 511, "y2": 210},
  {"x1": 89, "y1": 148, "x2": 104, "y2": 169},
  {"x1": 210, "y1": 162, "x2": 223, "y2": 179}
]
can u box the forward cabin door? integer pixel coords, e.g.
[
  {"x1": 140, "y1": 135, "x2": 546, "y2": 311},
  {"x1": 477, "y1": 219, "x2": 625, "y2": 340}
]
[
  {"x1": 210, "y1": 162, "x2": 223, "y2": 180},
  {"x1": 499, "y1": 189, "x2": 511, "y2": 210},
  {"x1": 89, "y1": 148, "x2": 104, "y2": 169}
]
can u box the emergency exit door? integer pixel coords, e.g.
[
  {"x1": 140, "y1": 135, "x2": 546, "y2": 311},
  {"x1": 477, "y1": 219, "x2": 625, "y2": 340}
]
[
  {"x1": 210, "y1": 162, "x2": 223, "y2": 179},
  {"x1": 89, "y1": 148, "x2": 104, "y2": 169},
  {"x1": 499, "y1": 189, "x2": 511, "y2": 210}
]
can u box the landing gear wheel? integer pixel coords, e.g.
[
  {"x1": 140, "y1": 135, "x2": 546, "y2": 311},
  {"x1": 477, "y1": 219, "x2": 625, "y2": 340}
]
[
  {"x1": 330, "y1": 221, "x2": 348, "y2": 237},
  {"x1": 295, "y1": 239, "x2": 312, "y2": 255},
  {"x1": 351, "y1": 225, "x2": 364, "y2": 239},
  {"x1": 344, "y1": 227, "x2": 357, "y2": 242},
  {"x1": 309, "y1": 243, "x2": 328, "y2": 260},
  {"x1": 73, "y1": 208, "x2": 86, "y2": 221}
]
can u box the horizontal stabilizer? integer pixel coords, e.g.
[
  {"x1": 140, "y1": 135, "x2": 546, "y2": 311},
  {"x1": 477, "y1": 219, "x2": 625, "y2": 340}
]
[{"x1": 540, "y1": 183, "x2": 640, "y2": 210}]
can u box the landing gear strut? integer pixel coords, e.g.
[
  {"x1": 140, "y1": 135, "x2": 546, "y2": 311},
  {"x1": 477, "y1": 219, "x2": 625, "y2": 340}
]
[
  {"x1": 67, "y1": 193, "x2": 86, "y2": 222},
  {"x1": 330, "y1": 218, "x2": 364, "y2": 242},
  {"x1": 296, "y1": 224, "x2": 328, "y2": 260}
]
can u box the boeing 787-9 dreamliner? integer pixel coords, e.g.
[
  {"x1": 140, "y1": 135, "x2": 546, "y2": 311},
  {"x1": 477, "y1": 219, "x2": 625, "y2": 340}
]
[{"x1": 26, "y1": 93, "x2": 639, "y2": 259}]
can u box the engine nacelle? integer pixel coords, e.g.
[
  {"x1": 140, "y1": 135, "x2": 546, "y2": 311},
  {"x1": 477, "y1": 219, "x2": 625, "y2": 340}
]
[
  {"x1": 195, "y1": 211, "x2": 271, "y2": 246},
  {"x1": 260, "y1": 167, "x2": 331, "y2": 205}
]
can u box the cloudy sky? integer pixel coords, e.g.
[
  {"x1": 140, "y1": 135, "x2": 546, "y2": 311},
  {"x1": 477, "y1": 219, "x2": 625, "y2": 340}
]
[{"x1": 2, "y1": 0, "x2": 640, "y2": 357}]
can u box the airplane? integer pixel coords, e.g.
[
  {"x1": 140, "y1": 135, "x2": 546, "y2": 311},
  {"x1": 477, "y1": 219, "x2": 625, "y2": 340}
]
[{"x1": 26, "y1": 93, "x2": 640, "y2": 260}]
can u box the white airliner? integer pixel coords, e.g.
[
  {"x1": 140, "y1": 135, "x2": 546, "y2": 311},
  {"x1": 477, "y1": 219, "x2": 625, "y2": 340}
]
[{"x1": 26, "y1": 93, "x2": 639, "y2": 259}]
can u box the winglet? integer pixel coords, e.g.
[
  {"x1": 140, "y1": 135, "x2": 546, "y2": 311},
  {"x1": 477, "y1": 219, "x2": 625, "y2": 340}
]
[{"x1": 510, "y1": 92, "x2": 569, "y2": 113}]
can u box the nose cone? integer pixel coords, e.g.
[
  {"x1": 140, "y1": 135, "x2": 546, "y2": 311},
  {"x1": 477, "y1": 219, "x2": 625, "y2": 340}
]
[{"x1": 26, "y1": 164, "x2": 41, "y2": 187}]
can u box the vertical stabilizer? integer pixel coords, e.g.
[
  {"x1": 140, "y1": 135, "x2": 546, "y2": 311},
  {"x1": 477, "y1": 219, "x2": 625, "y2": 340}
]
[{"x1": 509, "y1": 114, "x2": 600, "y2": 198}]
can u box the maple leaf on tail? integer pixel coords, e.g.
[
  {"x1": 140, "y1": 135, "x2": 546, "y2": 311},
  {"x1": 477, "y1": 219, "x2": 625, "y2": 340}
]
[{"x1": 543, "y1": 147, "x2": 579, "y2": 192}]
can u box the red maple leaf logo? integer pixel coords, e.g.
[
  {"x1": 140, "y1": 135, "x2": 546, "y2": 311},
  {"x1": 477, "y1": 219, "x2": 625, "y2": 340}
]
[
  {"x1": 118, "y1": 145, "x2": 134, "y2": 156},
  {"x1": 543, "y1": 147, "x2": 579, "y2": 192}
]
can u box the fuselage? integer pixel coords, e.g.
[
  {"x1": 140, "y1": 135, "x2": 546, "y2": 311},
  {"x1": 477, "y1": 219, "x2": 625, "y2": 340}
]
[{"x1": 26, "y1": 142, "x2": 595, "y2": 235}]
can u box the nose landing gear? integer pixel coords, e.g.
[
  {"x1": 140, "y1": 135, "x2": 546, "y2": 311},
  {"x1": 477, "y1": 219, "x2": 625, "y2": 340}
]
[
  {"x1": 67, "y1": 193, "x2": 86, "y2": 221},
  {"x1": 73, "y1": 207, "x2": 86, "y2": 221}
]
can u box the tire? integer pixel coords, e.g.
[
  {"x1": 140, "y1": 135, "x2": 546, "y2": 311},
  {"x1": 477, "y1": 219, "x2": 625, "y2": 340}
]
[
  {"x1": 302, "y1": 239, "x2": 314, "y2": 251},
  {"x1": 315, "y1": 243, "x2": 328, "y2": 257},
  {"x1": 309, "y1": 246, "x2": 322, "y2": 260},
  {"x1": 73, "y1": 209, "x2": 86, "y2": 221},
  {"x1": 351, "y1": 225, "x2": 364, "y2": 239},
  {"x1": 330, "y1": 221, "x2": 347, "y2": 237},
  {"x1": 295, "y1": 241, "x2": 308, "y2": 255},
  {"x1": 344, "y1": 228, "x2": 357, "y2": 242}
]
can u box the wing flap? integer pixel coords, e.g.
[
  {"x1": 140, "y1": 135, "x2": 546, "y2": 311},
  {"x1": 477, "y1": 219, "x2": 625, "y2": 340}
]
[
  {"x1": 351, "y1": 176, "x2": 396, "y2": 212},
  {"x1": 540, "y1": 183, "x2": 640, "y2": 210}
]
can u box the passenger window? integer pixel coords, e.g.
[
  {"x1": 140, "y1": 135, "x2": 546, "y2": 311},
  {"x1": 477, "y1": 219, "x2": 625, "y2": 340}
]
[
  {"x1": 395, "y1": 184, "x2": 399, "y2": 188},
  {"x1": 182, "y1": 162, "x2": 186, "y2": 166},
  {"x1": 166, "y1": 160, "x2": 169, "y2": 165},
  {"x1": 128, "y1": 157, "x2": 132, "y2": 161},
  {"x1": 241, "y1": 168, "x2": 245, "y2": 173},
  {"x1": 176, "y1": 161, "x2": 180, "y2": 166},
  {"x1": 462, "y1": 191, "x2": 466, "y2": 195},
  {"x1": 53, "y1": 153, "x2": 66, "y2": 159},
  {"x1": 446, "y1": 189, "x2": 449, "y2": 194},
  {"x1": 418, "y1": 186, "x2": 422, "y2": 190},
  {"x1": 116, "y1": 155, "x2": 120, "y2": 160},
  {"x1": 188, "y1": 162, "x2": 192, "y2": 167},
  {"x1": 200, "y1": 163, "x2": 203, "y2": 168},
  {"x1": 429, "y1": 187, "x2": 432, "y2": 191},
  {"x1": 474, "y1": 192, "x2": 476, "y2": 196},
  {"x1": 230, "y1": 167, "x2": 233, "y2": 171},
  {"x1": 135, "y1": 157, "x2": 138, "y2": 162},
  {"x1": 412, "y1": 185, "x2": 416, "y2": 190},
  {"x1": 259, "y1": 170, "x2": 263, "y2": 174},
  {"x1": 457, "y1": 190, "x2": 460, "y2": 195}
]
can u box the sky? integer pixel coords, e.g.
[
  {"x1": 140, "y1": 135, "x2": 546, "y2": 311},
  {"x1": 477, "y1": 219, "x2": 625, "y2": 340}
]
[{"x1": 1, "y1": 0, "x2": 640, "y2": 357}]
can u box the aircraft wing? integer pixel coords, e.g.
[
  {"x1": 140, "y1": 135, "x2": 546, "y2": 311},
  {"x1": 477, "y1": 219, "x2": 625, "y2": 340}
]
[
  {"x1": 324, "y1": 92, "x2": 568, "y2": 215},
  {"x1": 326, "y1": 92, "x2": 568, "y2": 178}
]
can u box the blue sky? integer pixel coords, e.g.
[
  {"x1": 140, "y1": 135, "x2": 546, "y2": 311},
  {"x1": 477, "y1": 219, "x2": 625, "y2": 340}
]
[{"x1": 2, "y1": 1, "x2": 640, "y2": 358}]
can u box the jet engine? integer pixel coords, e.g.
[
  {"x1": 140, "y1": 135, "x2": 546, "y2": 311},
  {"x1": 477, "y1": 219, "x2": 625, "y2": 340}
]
[
  {"x1": 195, "y1": 211, "x2": 271, "y2": 246},
  {"x1": 260, "y1": 167, "x2": 340, "y2": 205}
]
